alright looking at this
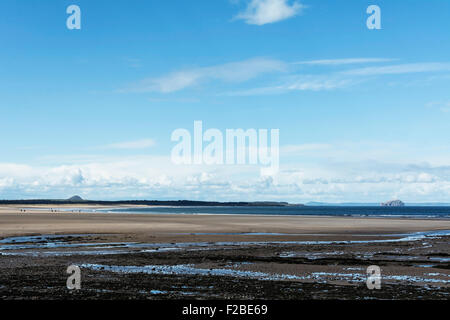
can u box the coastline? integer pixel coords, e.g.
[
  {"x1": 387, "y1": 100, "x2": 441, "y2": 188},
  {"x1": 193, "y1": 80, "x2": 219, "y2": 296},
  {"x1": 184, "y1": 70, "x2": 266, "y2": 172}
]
[{"x1": 1, "y1": 205, "x2": 449, "y2": 299}]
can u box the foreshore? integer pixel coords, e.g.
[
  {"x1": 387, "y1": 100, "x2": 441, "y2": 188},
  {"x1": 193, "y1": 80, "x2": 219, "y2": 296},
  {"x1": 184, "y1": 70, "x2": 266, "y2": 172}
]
[{"x1": 0, "y1": 205, "x2": 449, "y2": 299}]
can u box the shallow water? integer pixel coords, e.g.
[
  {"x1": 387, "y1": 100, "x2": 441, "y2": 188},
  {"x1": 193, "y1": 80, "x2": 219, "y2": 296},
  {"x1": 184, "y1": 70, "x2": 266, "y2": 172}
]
[
  {"x1": 95, "y1": 206, "x2": 450, "y2": 218},
  {"x1": 80, "y1": 263, "x2": 450, "y2": 285},
  {"x1": 279, "y1": 251, "x2": 345, "y2": 259},
  {"x1": 1, "y1": 230, "x2": 448, "y2": 257},
  {"x1": 81, "y1": 263, "x2": 304, "y2": 281}
]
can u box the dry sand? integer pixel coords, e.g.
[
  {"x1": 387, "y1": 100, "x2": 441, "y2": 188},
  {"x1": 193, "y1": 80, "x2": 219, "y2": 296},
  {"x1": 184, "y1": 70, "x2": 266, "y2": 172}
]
[{"x1": 1, "y1": 205, "x2": 449, "y2": 240}]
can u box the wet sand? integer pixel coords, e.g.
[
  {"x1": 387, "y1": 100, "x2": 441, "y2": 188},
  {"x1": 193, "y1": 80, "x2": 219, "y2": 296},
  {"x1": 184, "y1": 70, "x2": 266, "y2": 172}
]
[{"x1": 0, "y1": 206, "x2": 449, "y2": 300}]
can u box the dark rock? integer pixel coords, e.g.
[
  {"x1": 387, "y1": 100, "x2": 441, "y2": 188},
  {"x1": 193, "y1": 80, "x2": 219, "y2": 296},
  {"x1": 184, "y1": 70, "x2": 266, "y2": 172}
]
[{"x1": 381, "y1": 200, "x2": 405, "y2": 207}]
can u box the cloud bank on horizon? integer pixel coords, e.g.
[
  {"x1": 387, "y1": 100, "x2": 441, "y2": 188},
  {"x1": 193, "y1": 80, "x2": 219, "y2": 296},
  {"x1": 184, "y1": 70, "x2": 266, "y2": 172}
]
[{"x1": 2, "y1": 139, "x2": 450, "y2": 202}]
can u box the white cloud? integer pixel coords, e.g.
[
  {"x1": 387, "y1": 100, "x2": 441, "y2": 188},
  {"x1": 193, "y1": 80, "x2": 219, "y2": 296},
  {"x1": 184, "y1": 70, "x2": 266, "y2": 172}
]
[
  {"x1": 127, "y1": 58, "x2": 287, "y2": 93},
  {"x1": 1, "y1": 140, "x2": 450, "y2": 202},
  {"x1": 235, "y1": 0, "x2": 305, "y2": 25},
  {"x1": 104, "y1": 139, "x2": 156, "y2": 150}
]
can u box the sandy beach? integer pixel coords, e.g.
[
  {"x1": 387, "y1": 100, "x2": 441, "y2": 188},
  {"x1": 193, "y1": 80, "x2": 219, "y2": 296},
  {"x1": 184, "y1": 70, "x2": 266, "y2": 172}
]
[
  {"x1": 1, "y1": 205, "x2": 449, "y2": 238},
  {"x1": 0, "y1": 205, "x2": 449, "y2": 299}
]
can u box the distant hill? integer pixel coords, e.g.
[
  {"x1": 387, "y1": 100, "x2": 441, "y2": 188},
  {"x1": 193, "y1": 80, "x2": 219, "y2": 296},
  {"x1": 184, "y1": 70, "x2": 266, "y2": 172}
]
[{"x1": 67, "y1": 195, "x2": 84, "y2": 202}]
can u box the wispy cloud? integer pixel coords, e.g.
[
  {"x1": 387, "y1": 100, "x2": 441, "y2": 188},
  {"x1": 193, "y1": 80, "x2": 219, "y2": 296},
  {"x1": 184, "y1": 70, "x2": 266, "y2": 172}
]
[
  {"x1": 281, "y1": 75, "x2": 357, "y2": 91},
  {"x1": 104, "y1": 139, "x2": 156, "y2": 150},
  {"x1": 281, "y1": 143, "x2": 331, "y2": 154},
  {"x1": 294, "y1": 58, "x2": 394, "y2": 66},
  {"x1": 234, "y1": 0, "x2": 305, "y2": 25},
  {"x1": 226, "y1": 75, "x2": 358, "y2": 96},
  {"x1": 124, "y1": 58, "x2": 450, "y2": 96},
  {"x1": 124, "y1": 58, "x2": 142, "y2": 68},
  {"x1": 343, "y1": 62, "x2": 450, "y2": 76},
  {"x1": 125, "y1": 58, "x2": 287, "y2": 93},
  {"x1": 426, "y1": 101, "x2": 450, "y2": 113},
  {"x1": 227, "y1": 60, "x2": 450, "y2": 96}
]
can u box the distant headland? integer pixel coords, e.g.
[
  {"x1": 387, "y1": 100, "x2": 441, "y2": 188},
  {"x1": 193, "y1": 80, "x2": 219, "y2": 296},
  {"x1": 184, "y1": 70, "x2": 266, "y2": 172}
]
[
  {"x1": 0, "y1": 196, "x2": 449, "y2": 207},
  {"x1": 0, "y1": 196, "x2": 303, "y2": 207}
]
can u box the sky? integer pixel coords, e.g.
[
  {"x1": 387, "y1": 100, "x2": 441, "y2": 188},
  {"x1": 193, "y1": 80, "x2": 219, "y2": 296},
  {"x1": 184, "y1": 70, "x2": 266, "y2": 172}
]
[{"x1": 0, "y1": 0, "x2": 449, "y2": 202}]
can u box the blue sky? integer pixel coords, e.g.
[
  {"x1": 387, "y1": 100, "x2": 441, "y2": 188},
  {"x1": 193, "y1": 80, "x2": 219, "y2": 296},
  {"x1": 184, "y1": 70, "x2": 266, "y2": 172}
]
[{"x1": 1, "y1": 0, "x2": 449, "y2": 202}]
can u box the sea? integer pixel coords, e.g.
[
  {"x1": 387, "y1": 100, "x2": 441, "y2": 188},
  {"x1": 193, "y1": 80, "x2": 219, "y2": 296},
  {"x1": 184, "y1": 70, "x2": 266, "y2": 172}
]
[{"x1": 91, "y1": 206, "x2": 450, "y2": 219}]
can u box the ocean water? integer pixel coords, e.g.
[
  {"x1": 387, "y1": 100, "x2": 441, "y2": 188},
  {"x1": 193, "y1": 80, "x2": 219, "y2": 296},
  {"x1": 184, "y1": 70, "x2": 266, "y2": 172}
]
[{"x1": 96, "y1": 206, "x2": 450, "y2": 218}]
